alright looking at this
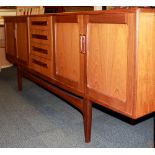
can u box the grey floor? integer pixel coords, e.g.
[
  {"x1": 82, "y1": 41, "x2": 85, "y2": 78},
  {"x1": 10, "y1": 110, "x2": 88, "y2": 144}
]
[{"x1": 0, "y1": 67, "x2": 154, "y2": 148}]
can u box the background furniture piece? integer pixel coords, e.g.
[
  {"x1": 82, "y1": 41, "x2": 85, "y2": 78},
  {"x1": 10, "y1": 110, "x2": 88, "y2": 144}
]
[
  {"x1": 0, "y1": 9, "x2": 16, "y2": 71},
  {"x1": 44, "y1": 6, "x2": 94, "y2": 13},
  {"x1": 0, "y1": 24, "x2": 11, "y2": 70},
  {"x1": 16, "y1": 6, "x2": 44, "y2": 15},
  {"x1": 5, "y1": 17, "x2": 28, "y2": 66}
]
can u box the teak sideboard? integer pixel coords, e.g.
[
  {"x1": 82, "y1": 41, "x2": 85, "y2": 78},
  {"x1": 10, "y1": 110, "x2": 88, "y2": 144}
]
[{"x1": 4, "y1": 8, "x2": 155, "y2": 143}]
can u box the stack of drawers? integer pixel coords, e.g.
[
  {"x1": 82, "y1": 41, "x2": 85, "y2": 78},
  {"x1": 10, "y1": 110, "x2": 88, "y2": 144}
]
[{"x1": 29, "y1": 16, "x2": 53, "y2": 78}]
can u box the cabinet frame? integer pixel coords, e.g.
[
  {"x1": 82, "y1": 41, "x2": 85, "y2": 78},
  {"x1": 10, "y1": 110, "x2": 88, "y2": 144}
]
[
  {"x1": 85, "y1": 12, "x2": 137, "y2": 118},
  {"x1": 4, "y1": 18, "x2": 17, "y2": 64},
  {"x1": 52, "y1": 15, "x2": 86, "y2": 96},
  {"x1": 4, "y1": 17, "x2": 29, "y2": 66}
]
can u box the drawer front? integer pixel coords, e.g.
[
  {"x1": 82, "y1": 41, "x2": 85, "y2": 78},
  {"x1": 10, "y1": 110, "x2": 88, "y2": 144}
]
[
  {"x1": 29, "y1": 16, "x2": 53, "y2": 60},
  {"x1": 29, "y1": 55, "x2": 52, "y2": 78},
  {"x1": 29, "y1": 17, "x2": 51, "y2": 30},
  {"x1": 30, "y1": 30, "x2": 50, "y2": 45},
  {"x1": 30, "y1": 42, "x2": 51, "y2": 59},
  {"x1": 31, "y1": 29, "x2": 49, "y2": 37},
  {"x1": 30, "y1": 23, "x2": 51, "y2": 45}
]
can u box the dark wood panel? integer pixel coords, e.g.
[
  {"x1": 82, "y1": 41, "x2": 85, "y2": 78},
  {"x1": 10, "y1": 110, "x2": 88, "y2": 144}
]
[{"x1": 4, "y1": 21, "x2": 17, "y2": 63}]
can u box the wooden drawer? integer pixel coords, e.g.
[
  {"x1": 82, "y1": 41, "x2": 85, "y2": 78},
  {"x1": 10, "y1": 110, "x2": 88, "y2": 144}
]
[
  {"x1": 31, "y1": 29, "x2": 49, "y2": 36},
  {"x1": 30, "y1": 42, "x2": 52, "y2": 59},
  {"x1": 30, "y1": 29, "x2": 50, "y2": 45},
  {"x1": 29, "y1": 17, "x2": 51, "y2": 31},
  {"x1": 29, "y1": 16, "x2": 53, "y2": 60},
  {"x1": 29, "y1": 54, "x2": 52, "y2": 78}
]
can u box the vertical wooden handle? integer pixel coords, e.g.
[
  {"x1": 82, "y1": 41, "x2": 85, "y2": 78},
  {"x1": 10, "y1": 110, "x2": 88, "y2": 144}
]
[
  {"x1": 80, "y1": 34, "x2": 83, "y2": 53},
  {"x1": 82, "y1": 35, "x2": 86, "y2": 54},
  {"x1": 80, "y1": 35, "x2": 86, "y2": 54},
  {"x1": 14, "y1": 24, "x2": 17, "y2": 40}
]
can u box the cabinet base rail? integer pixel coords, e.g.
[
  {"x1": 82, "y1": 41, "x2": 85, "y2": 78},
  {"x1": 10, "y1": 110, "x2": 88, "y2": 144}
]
[{"x1": 17, "y1": 67, "x2": 92, "y2": 143}]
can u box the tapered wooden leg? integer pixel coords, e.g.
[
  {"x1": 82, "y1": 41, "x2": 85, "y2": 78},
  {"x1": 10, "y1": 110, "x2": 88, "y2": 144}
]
[
  {"x1": 153, "y1": 113, "x2": 155, "y2": 148},
  {"x1": 17, "y1": 67, "x2": 22, "y2": 91},
  {"x1": 129, "y1": 118, "x2": 136, "y2": 125},
  {"x1": 83, "y1": 99, "x2": 92, "y2": 143}
]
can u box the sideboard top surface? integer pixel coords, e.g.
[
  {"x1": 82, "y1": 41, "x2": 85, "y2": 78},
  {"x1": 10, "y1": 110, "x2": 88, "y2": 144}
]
[{"x1": 3, "y1": 7, "x2": 155, "y2": 19}]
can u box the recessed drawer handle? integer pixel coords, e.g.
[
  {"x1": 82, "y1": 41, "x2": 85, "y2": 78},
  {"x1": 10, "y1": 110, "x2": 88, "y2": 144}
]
[
  {"x1": 32, "y1": 34, "x2": 47, "y2": 40},
  {"x1": 32, "y1": 46, "x2": 48, "y2": 54},
  {"x1": 31, "y1": 21, "x2": 47, "y2": 26},
  {"x1": 32, "y1": 59, "x2": 48, "y2": 68},
  {"x1": 32, "y1": 34, "x2": 48, "y2": 40}
]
